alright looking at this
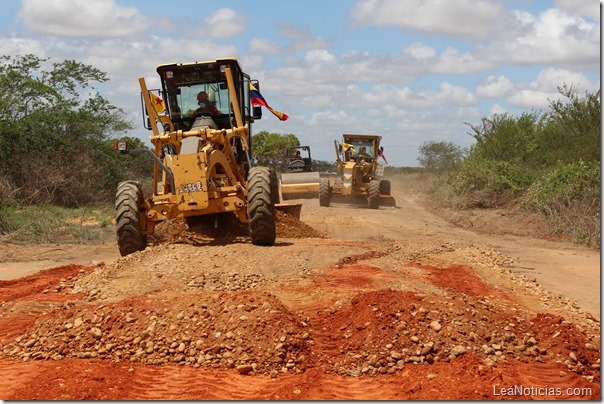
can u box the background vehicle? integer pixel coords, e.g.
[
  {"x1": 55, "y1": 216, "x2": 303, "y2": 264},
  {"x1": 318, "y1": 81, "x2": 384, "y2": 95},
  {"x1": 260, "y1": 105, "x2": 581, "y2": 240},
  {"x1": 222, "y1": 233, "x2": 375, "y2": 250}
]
[
  {"x1": 116, "y1": 58, "x2": 280, "y2": 256},
  {"x1": 319, "y1": 134, "x2": 395, "y2": 209},
  {"x1": 278, "y1": 146, "x2": 320, "y2": 200}
]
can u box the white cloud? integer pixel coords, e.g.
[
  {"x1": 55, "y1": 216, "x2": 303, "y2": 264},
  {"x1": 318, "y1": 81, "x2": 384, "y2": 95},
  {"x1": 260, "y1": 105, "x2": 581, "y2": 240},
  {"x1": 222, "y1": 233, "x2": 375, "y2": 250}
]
[
  {"x1": 432, "y1": 47, "x2": 494, "y2": 74},
  {"x1": 404, "y1": 43, "x2": 436, "y2": 60},
  {"x1": 479, "y1": 8, "x2": 599, "y2": 70},
  {"x1": 301, "y1": 94, "x2": 333, "y2": 108},
  {"x1": 307, "y1": 110, "x2": 352, "y2": 126},
  {"x1": 532, "y1": 67, "x2": 595, "y2": 92},
  {"x1": 554, "y1": 0, "x2": 600, "y2": 20},
  {"x1": 18, "y1": 0, "x2": 150, "y2": 38},
  {"x1": 476, "y1": 75, "x2": 514, "y2": 98},
  {"x1": 490, "y1": 103, "x2": 508, "y2": 115},
  {"x1": 503, "y1": 66, "x2": 596, "y2": 110},
  {"x1": 0, "y1": 36, "x2": 46, "y2": 58},
  {"x1": 205, "y1": 8, "x2": 246, "y2": 39},
  {"x1": 436, "y1": 82, "x2": 476, "y2": 105},
  {"x1": 507, "y1": 89, "x2": 562, "y2": 109},
  {"x1": 278, "y1": 24, "x2": 329, "y2": 51},
  {"x1": 249, "y1": 38, "x2": 281, "y2": 55},
  {"x1": 305, "y1": 49, "x2": 336, "y2": 64},
  {"x1": 350, "y1": 0, "x2": 506, "y2": 39}
]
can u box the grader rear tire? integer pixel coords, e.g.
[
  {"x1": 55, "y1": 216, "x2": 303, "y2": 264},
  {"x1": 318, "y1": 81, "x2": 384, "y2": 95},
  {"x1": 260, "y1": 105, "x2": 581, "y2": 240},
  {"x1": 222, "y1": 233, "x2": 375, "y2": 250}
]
[
  {"x1": 368, "y1": 180, "x2": 380, "y2": 209},
  {"x1": 379, "y1": 179, "x2": 391, "y2": 195},
  {"x1": 115, "y1": 181, "x2": 147, "y2": 256},
  {"x1": 319, "y1": 178, "x2": 331, "y2": 207},
  {"x1": 247, "y1": 167, "x2": 276, "y2": 246}
]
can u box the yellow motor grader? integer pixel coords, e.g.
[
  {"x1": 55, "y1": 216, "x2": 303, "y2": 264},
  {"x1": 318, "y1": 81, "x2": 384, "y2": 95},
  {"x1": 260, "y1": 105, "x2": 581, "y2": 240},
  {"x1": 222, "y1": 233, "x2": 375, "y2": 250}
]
[
  {"x1": 319, "y1": 134, "x2": 395, "y2": 209},
  {"x1": 115, "y1": 58, "x2": 291, "y2": 256}
]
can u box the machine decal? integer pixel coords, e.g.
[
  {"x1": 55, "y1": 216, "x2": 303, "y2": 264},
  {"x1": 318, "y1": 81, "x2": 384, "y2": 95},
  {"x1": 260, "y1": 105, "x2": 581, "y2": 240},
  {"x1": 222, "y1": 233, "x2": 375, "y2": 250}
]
[{"x1": 179, "y1": 181, "x2": 203, "y2": 193}]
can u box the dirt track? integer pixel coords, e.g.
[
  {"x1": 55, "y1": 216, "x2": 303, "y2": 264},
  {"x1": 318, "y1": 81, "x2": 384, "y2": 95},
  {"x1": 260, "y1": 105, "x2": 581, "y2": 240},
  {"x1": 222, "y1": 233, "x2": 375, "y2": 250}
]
[{"x1": 0, "y1": 185, "x2": 600, "y2": 400}]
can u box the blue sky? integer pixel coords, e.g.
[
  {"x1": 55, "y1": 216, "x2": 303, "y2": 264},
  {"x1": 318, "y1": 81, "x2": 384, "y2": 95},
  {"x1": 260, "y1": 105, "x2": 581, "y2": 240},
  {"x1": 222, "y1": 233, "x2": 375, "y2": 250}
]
[{"x1": 0, "y1": 0, "x2": 600, "y2": 166}]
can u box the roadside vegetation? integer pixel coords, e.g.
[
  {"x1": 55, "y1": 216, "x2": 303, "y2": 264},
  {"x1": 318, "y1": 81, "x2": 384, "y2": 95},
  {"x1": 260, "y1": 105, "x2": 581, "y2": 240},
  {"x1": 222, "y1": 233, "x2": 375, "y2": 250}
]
[
  {"x1": 0, "y1": 54, "x2": 598, "y2": 247},
  {"x1": 0, "y1": 204, "x2": 115, "y2": 244},
  {"x1": 411, "y1": 85, "x2": 600, "y2": 247}
]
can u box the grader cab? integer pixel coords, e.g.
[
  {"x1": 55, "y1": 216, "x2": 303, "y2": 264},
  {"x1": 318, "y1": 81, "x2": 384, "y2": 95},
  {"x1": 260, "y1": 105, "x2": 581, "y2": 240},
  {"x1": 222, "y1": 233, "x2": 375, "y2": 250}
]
[
  {"x1": 115, "y1": 58, "x2": 281, "y2": 256},
  {"x1": 319, "y1": 134, "x2": 395, "y2": 209}
]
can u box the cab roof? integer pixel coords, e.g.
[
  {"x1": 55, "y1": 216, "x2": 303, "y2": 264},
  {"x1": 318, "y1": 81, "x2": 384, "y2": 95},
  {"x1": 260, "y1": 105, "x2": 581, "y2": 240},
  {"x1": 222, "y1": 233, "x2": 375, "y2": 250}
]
[
  {"x1": 156, "y1": 57, "x2": 242, "y2": 74},
  {"x1": 343, "y1": 134, "x2": 382, "y2": 141}
]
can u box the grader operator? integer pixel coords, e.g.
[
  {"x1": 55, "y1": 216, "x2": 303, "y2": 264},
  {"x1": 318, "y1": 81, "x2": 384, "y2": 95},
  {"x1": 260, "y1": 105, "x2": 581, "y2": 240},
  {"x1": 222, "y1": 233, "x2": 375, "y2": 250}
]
[{"x1": 115, "y1": 58, "x2": 288, "y2": 256}]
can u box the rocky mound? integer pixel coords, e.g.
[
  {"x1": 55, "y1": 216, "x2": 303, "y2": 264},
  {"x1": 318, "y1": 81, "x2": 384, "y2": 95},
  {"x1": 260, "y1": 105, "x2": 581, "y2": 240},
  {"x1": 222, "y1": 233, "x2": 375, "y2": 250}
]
[{"x1": 148, "y1": 211, "x2": 325, "y2": 247}]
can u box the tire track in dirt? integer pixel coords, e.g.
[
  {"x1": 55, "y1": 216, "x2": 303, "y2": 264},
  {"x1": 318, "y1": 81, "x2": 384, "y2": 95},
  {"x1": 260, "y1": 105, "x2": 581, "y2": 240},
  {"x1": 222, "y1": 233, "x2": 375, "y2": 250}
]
[
  {"x1": 0, "y1": 359, "x2": 39, "y2": 398},
  {"x1": 492, "y1": 361, "x2": 600, "y2": 400},
  {"x1": 521, "y1": 361, "x2": 595, "y2": 390},
  {"x1": 0, "y1": 315, "x2": 38, "y2": 344}
]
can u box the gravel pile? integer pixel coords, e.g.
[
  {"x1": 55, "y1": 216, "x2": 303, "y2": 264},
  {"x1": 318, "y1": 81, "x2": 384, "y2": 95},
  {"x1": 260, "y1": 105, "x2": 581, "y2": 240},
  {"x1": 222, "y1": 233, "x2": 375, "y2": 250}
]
[
  {"x1": 3, "y1": 291, "x2": 312, "y2": 377},
  {"x1": 310, "y1": 290, "x2": 600, "y2": 380},
  {"x1": 3, "y1": 287, "x2": 599, "y2": 381}
]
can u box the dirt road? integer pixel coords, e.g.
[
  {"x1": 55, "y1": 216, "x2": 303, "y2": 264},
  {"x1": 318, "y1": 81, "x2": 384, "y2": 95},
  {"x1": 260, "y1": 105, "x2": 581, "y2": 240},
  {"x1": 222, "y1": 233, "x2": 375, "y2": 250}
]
[{"x1": 0, "y1": 184, "x2": 599, "y2": 400}]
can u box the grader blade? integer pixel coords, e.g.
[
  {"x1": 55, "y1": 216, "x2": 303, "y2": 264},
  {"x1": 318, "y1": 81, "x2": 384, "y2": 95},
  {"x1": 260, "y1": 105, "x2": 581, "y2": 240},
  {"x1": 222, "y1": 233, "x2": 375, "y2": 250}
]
[
  {"x1": 275, "y1": 203, "x2": 302, "y2": 219},
  {"x1": 379, "y1": 194, "x2": 397, "y2": 207}
]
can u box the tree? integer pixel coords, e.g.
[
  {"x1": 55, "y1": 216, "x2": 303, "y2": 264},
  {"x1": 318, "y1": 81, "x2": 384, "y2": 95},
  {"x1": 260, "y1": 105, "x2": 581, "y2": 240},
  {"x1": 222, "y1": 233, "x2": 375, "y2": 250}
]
[
  {"x1": 0, "y1": 54, "x2": 135, "y2": 205},
  {"x1": 251, "y1": 131, "x2": 300, "y2": 169},
  {"x1": 540, "y1": 84, "x2": 601, "y2": 164},
  {"x1": 417, "y1": 141, "x2": 465, "y2": 172},
  {"x1": 465, "y1": 112, "x2": 541, "y2": 168}
]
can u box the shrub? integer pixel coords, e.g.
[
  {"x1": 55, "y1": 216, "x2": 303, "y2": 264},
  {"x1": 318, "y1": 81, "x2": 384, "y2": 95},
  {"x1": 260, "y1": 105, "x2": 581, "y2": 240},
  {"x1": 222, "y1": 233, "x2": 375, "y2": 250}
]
[
  {"x1": 450, "y1": 158, "x2": 534, "y2": 208},
  {"x1": 524, "y1": 160, "x2": 600, "y2": 246}
]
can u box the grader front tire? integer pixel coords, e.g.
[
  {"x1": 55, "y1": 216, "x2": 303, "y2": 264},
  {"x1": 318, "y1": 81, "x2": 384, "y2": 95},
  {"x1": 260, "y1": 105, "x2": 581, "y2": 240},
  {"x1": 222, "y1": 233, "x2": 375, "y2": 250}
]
[
  {"x1": 319, "y1": 178, "x2": 331, "y2": 207},
  {"x1": 247, "y1": 167, "x2": 276, "y2": 246},
  {"x1": 368, "y1": 180, "x2": 380, "y2": 209},
  {"x1": 115, "y1": 181, "x2": 147, "y2": 256}
]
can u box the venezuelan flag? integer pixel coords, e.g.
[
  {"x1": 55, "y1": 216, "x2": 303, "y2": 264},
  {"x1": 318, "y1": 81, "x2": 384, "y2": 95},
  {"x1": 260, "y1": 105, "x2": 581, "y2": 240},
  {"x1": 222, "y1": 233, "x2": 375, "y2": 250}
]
[
  {"x1": 250, "y1": 83, "x2": 289, "y2": 121},
  {"x1": 378, "y1": 148, "x2": 388, "y2": 165},
  {"x1": 149, "y1": 92, "x2": 166, "y2": 114}
]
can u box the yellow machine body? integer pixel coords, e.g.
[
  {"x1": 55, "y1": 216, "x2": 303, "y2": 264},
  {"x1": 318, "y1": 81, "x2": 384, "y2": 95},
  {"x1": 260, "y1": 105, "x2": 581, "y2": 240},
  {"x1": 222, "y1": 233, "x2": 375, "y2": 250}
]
[
  {"x1": 115, "y1": 58, "x2": 285, "y2": 255},
  {"x1": 319, "y1": 134, "x2": 396, "y2": 209}
]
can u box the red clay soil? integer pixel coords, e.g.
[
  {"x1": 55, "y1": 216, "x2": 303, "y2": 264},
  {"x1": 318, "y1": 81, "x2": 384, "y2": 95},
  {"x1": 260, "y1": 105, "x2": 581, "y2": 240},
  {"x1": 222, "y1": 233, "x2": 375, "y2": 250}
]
[
  {"x1": 0, "y1": 262, "x2": 599, "y2": 400},
  {"x1": 411, "y1": 262, "x2": 512, "y2": 300}
]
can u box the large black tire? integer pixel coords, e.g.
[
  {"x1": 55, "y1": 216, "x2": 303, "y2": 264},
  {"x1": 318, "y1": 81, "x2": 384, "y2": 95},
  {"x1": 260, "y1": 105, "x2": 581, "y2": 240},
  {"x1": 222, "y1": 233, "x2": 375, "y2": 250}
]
[
  {"x1": 115, "y1": 181, "x2": 147, "y2": 256},
  {"x1": 269, "y1": 168, "x2": 281, "y2": 205},
  {"x1": 247, "y1": 167, "x2": 276, "y2": 246},
  {"x1": 319, "y1": 178, "x2": 331, "y2": 207},
  {"x1": 368, "y1": 180, "x2": 380, "y2": 209},
  {"x1": 379, "y1": 179, "x2": 391, "y2": 195}
]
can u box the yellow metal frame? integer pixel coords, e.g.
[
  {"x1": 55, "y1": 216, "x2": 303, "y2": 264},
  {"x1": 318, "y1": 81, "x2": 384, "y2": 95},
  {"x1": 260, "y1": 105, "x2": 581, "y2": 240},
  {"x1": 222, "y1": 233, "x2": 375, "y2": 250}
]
[
  {"x1": 138, "y1": 66, "x2": 251, "y2": 235},
  {"x1": 332, "y1": 134, "x2": 382, "y2": 196}
]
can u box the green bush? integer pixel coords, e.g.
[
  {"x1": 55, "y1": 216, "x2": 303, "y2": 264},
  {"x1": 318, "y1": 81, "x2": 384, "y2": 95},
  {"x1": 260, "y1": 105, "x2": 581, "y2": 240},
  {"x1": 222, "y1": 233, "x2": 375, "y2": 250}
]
[
  {"x1": 524, "y1": 160, "x2": 600, "y2": 246},
  {"x1": 0, "y1": 204, "x2": 115, "y2": 244},
  {"x1": 525, "y1": 160, "x2": 600, "y2": 206},
  {"x1": 450, "y1": 159, "x2": 534, "y2": 208}
]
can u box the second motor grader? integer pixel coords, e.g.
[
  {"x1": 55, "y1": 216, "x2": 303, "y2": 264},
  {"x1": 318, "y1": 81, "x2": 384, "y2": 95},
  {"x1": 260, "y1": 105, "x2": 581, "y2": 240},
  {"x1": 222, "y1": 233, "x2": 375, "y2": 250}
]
[{"x1": 319, "y1": 134, "x2": 395, "y2": 209}]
